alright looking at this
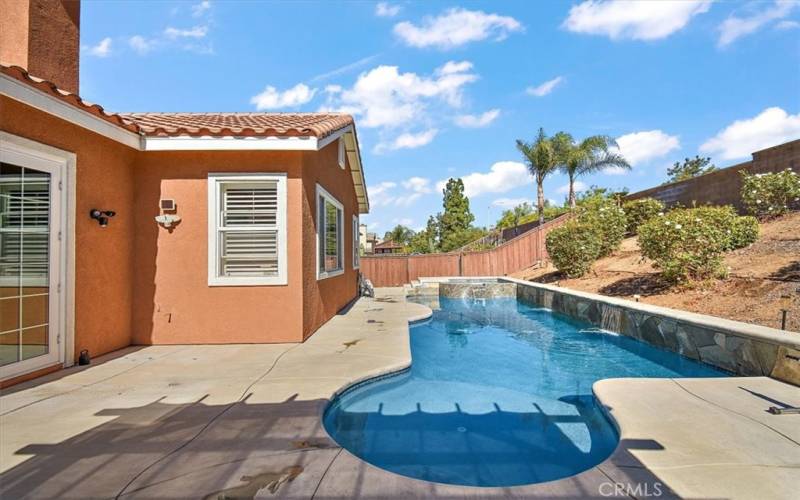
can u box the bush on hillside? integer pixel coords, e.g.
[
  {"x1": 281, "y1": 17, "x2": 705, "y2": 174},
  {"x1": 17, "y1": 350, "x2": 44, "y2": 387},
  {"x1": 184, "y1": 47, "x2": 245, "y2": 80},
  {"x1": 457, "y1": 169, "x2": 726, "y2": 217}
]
[
  {"x1": 688, "y1": 206, "x2": 759, "y2": 251},
  {"x1": 741, "y1": 169, "x2": 800, "y2": 219},
  {"x1": 576, "y1": 196, "x2": 627, "y2": 257},
  {"x1": 622, "y1": 198, "x2": 665, "y2": 235},
  {"x1": 545, "y1": 221, "x2": 602, "y2": 278},
  {"x1": 638, "y1": 206, "x2": 759, "y2": 283}
]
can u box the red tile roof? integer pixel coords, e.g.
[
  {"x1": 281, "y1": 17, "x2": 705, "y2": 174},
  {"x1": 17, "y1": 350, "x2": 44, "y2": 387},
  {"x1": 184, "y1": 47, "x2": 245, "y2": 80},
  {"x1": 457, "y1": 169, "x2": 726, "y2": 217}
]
[
  {"x1": 1, "y1": 64, "x2": 138, "y2": 133},
  {"x1": 2, "y1": 64, "x2": 355, "y2": 139},
  {"x1": 118, "y1": 112, "x2": 354, "y2": 138},
  {"x1": 374, "y1": 240, "x2": 404, "y2": 249}
]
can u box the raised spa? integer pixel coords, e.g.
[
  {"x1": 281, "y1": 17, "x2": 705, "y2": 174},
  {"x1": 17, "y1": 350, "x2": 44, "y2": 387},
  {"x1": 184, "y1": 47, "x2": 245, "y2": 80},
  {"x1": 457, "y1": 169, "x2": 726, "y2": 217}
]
[{"x1": 323, "y1": 296, "x2": 727, "y2": 487}]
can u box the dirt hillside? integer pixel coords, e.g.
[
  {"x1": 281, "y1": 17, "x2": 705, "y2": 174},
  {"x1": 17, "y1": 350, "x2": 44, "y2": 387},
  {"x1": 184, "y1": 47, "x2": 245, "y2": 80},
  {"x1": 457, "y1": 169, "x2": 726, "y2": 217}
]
[{"x1": 513, "y1": 212, "x2": 800, "y2": 332}]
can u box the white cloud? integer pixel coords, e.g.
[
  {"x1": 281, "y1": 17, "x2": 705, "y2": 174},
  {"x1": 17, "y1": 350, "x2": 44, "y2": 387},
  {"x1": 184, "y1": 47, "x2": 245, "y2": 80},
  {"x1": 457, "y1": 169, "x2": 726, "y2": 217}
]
[
  {"x1": 776, "y1": 19, "x2": 800, "y2": 29},
  {"x1": 718, "y1": 1, "x2": 798, "y2": 47},
  {"x1": 250, "y1": 83, "x2": 317, "y2": 110},
  {"x1": 375, "y1": 129, "x2": 438, "y2": 153},
  {"x1": 563, "y1": 0, "x2": 711, "y2": 41},
  {"x1": 394, "y1": 7, "x2": 523, "y2": 49},
  {"x1": 324, "y1": 61, "x2": 477, "y2": 128},
  {"x1": 164, "y1": 25, "x2": 208, "y2": 39},
  {"x1": 192, "y1": 0, "x2": 211, "y2": 17},
  {"x1": 455, "y1": 109, "x2": 500, "y2": 128},
  {"x1": 128, "y1": 35, "x2": 155, "y2": 54},
  {"x1": 375, "y1": 2, "x2": 401, "y2": 18},
  {"x1": 392, "y1": 217, "x2": 414, "y2": 226},
  {"x1": 526, "y1": 76, "x2": 564, "y2": 97},
  {"x1": 402, "y1": 176, "x2": 434, "y2": 193},
  {"x1": 557, "y1": 180, "x2": 588, "y2": 194},
  {"x1": 88, "y1": 37, "x2": 112, "y2": 57},
  {"x1": 438, "y1": 161, "x2": 532, "y2": 198},
  {"x1": 367, "y1": 181, "x2": 399, "y2": 207},
  {"x1": 368, "y1": 178, "x2": 434, "y2": 207},
  {"x1": 700, "y1": 107, "x2": 800, "y2": 160},
  {"x1": 615, "y1": 130, "x2": 680, "y2": 165},
  {"x1": 491, "y1": 197, "x2": 531, "y2": 209}
]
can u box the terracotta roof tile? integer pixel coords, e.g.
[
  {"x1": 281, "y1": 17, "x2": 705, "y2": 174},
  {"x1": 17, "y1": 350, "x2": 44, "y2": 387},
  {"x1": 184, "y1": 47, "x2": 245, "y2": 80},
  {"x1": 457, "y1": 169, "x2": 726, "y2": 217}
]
[
  {"x1": 1, "y1": 64, "x2": 139, "y2": 133},
  {"x1": 2, "y1": 64, "x2": 355, "y2": 139},
  {"x1": 118, "y1": 112, "x2": 354, "y2": 138}
]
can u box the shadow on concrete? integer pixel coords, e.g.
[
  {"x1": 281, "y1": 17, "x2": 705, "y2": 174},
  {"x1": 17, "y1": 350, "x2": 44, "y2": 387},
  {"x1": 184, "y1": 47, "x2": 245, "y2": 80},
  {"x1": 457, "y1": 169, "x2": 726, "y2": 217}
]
[
  {"x1": 0, "y1": 346, "x2": 147, "y2": 396},
  {"x1": 1, "y1": 395, "x2": 680, "y2": 499}
]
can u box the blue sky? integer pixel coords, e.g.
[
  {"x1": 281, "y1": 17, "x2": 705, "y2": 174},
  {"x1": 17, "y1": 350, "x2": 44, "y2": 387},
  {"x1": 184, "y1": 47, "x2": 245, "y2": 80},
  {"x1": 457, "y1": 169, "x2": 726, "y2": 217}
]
[{"x1": 79, "y1": 1, "x2": 800, "y2": 234}]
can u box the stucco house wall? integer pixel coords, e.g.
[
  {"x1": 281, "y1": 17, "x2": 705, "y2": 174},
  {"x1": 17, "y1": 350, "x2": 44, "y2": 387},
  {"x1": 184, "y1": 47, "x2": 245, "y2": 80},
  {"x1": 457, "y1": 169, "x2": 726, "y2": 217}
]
[
  {"x1": 1, "y1": 95, "x2": 137, "y2": 363},
  {"x1": 301, "y1": 141, "x2": 360, "y2": 339},
  {"x1": 1, "y1": 94, "x2": 363, "y2": 380}
]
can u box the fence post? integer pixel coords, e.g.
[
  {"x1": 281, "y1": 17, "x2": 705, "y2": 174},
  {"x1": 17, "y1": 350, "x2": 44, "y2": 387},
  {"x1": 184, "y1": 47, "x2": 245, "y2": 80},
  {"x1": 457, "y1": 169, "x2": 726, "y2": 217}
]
[{"x1": 458, "y1": 253, "x2": 463, "y2": 276}]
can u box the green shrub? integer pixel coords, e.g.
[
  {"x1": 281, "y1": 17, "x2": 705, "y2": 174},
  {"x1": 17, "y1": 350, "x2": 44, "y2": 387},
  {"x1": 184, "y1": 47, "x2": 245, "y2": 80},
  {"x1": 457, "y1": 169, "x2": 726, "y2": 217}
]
[
  {"x1": 689, "y1": 205, "x2": 759, "y2": 251},
  {"x1": 638, "y1": 206, "x2": 760, "y2": 283},
  {"x1": 576, "y1": 196, "x2": 627, "y2": 257},
  {"x1": 727, "y1": 215, "x2": 759, "y2": 250},
  {"x1": 741, "y1": 168, "x2": 800, "y2": 219},
  {"x1": 623, "y1": 198, "x2": 665, "y2": 235},
  {"x1": 545, "y1": 221, "x2": 602, "y2": 278},
  {"x1": 638, "y1": 209, "x2": 728, "y2": 282}
]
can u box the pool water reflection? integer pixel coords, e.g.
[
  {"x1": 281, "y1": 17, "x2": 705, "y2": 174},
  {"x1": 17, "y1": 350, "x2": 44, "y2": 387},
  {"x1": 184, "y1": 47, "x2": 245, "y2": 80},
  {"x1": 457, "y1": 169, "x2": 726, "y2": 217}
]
[{"x1": 323, "y1": 296, "x2": 726, "y2": 487}]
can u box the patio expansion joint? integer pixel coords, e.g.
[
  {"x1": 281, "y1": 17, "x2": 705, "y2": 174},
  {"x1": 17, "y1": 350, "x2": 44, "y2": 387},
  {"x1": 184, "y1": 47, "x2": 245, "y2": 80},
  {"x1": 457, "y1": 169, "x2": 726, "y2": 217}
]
[
  {"x1": 310, "y1": 447, "x2": 343, "y2": 499},
  {"x1": 113, "y1": 342, "x2": 301, "y2": 500},
  {"x1": 0, "y1": 346, "x2": 194, "y2": 417},
  {"x1": 669, "y1": 378, "x2": 800, "y2": 449}
]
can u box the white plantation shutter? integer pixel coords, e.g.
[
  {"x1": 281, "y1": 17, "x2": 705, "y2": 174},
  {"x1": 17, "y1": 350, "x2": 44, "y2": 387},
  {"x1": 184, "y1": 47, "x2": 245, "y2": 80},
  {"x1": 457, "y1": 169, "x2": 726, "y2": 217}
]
[
  {"x1": 0, "y1": 181, "x2": 50, "y2": 282},
  {"x1": 209, "y1": 174, "x2": 286, "y2": 285}
]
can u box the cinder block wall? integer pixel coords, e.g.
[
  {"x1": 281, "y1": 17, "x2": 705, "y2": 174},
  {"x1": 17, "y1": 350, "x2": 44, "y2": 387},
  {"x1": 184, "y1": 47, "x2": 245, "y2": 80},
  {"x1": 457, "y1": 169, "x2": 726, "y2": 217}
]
[{"x1": 626, "y1": 139, "x2": 800, "y2": 211}]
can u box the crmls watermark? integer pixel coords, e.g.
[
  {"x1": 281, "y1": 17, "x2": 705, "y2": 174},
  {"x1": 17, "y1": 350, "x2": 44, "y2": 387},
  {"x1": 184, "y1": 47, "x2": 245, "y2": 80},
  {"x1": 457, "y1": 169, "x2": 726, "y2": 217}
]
[{"x1": 599, "y1": 481, "x2": 663, "y2": 497}]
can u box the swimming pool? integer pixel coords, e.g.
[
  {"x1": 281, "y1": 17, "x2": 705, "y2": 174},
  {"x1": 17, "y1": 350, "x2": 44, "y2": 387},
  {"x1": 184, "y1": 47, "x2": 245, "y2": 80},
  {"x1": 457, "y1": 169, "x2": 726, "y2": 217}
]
[{"x1": 323, "y1": 296, "x2": 727, "y2": 487}]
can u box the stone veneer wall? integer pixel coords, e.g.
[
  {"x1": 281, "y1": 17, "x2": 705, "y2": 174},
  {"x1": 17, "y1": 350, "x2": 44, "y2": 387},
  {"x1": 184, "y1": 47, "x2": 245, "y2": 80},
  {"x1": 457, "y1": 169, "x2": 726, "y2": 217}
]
[
  {"x1": 440, "y1": 282, "x2": 516, "y2": 299},
  {"x1": 513, "y1": 282, "x2": 798, "y2": 381}
]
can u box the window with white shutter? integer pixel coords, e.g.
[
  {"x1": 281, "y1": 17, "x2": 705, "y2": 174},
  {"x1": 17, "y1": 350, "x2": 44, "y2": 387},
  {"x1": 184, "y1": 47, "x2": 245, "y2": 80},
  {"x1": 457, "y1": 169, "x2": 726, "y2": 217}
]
[
  {"x1": 208, "y1": 174, "x2": 287, "y2": 286},
  {"x1": 316, "y1": 184, "x2": 344, "y2": 279}
]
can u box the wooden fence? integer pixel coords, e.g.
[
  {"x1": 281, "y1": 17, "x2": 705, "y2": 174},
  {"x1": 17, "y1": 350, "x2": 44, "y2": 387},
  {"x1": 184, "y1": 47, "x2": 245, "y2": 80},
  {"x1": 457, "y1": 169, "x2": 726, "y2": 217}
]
[{"x1": 361, "y1": 215, "x2": 569, "y2": 287}]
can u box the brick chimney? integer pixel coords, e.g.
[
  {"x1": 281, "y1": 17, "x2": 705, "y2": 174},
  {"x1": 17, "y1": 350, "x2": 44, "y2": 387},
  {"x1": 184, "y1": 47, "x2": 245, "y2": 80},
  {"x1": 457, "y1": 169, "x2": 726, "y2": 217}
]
[{"x1": 0, "y1": 0, "x2": 81, "y2": 94}]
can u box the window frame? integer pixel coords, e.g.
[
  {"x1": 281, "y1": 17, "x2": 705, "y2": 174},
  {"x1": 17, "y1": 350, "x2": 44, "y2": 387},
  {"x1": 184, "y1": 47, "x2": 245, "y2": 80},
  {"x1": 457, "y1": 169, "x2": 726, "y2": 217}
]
[
  {"x1": 316, "y1": 184, "x2": 344, "y2": 280},
  {"x1": 352, "y1": 215, "x2": 359, "y2": 269},
  {"x1": 207, "y1": 173, "x2": 287, "y2": 287}
]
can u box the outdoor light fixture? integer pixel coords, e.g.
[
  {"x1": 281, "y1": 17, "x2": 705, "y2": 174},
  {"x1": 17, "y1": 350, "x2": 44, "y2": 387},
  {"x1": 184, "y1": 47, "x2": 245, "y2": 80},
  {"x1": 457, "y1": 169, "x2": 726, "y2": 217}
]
[{"x1": 90, "y1": 209, "x2": 116, "y2": 227}]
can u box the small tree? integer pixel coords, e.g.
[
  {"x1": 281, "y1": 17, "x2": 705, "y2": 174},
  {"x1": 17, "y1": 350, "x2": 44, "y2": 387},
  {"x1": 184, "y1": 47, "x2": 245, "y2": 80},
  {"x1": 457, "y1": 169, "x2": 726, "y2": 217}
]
[
  {"x1": 383, "y1": 225, "x2": 414, "y2": 246},
  {"x1": 496, "y1": 202, "x2": 535, "y2": 229},
  {"x1": 408, "y1": 216, "x2": 439, "y2": 254},
  {"x1": 665, "y1": 156, "x2": 716, "y2": 183},
  {"x1": 439, "y1": 178, "x2": 478, "y2": 251}
]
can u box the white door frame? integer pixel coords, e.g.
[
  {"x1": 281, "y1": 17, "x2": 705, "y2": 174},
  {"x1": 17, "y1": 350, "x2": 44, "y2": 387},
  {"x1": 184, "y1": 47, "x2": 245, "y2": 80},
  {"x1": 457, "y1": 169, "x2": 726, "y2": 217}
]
[{"x1": 0, "y1": 132, "x2": 75, "y2": 381}]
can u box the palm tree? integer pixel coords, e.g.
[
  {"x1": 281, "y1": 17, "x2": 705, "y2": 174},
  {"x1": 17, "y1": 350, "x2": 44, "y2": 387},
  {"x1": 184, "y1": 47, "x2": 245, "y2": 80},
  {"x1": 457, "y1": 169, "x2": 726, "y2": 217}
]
[
  {"x1": 553, "y1": 133, "x2": 631, "y2": 209},
  {"x1": 517, "y1": 129, "x2": 560, "y2": 225}
]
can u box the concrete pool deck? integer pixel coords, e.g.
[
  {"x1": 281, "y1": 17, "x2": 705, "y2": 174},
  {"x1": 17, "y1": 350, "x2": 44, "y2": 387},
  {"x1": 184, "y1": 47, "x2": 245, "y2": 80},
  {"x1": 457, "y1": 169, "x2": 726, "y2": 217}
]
[{"x1": 1, "y1": 288, "x2": 798, "y2": 499}]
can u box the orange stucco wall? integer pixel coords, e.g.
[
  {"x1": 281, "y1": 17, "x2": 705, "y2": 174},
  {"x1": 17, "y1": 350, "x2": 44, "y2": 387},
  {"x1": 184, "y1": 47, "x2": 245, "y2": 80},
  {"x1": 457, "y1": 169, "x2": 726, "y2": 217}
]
[
  {"x1": 301, "y1": 143, "x2": 359, "y2": 339},
  {"x1": 130, "y1": 151, "x2": 307, "y2": 344},
  {"x1": 1, "y1": 96, "x2": 361, "y2": 371},
  {"x1": 1, "y1": 96, "x2": 137, "y2": 363}
]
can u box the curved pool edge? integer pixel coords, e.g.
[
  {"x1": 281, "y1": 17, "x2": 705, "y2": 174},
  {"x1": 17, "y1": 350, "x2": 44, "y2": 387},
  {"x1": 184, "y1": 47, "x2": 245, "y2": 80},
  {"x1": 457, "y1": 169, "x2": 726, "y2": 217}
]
[{"x1": 322, "y1": 297, "x2": 431, "y2": 404}]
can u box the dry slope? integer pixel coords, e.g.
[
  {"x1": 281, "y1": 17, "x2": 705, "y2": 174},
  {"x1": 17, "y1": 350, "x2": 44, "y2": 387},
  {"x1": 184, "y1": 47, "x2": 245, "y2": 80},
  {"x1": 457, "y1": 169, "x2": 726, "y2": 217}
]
[{"x1": 515, "y1": 212, "x2": 800, "y2": 332}]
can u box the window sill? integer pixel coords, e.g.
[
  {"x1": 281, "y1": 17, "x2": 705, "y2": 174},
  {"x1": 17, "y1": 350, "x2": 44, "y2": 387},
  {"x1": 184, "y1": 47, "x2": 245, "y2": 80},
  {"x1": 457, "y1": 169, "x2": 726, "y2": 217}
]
[
  {"x1": 208, "y1": 276, "x2": 288, "y2": 287},
  {"x1": 317, "y1": 269, "x2": 344, "y2": 280}
]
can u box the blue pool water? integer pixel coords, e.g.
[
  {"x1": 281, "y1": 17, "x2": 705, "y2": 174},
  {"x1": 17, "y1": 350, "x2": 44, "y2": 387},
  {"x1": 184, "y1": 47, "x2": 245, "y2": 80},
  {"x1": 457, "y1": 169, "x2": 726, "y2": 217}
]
[{"x1": 323, "y1": 297, "x2": 727, "y2": 487}]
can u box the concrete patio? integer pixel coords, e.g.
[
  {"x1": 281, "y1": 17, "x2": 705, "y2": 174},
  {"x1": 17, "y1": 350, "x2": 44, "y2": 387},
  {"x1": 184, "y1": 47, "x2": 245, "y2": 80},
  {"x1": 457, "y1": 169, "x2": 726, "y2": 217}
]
[{"x1": 1, "y1": 288, "x2": 798, "y2": 499}]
